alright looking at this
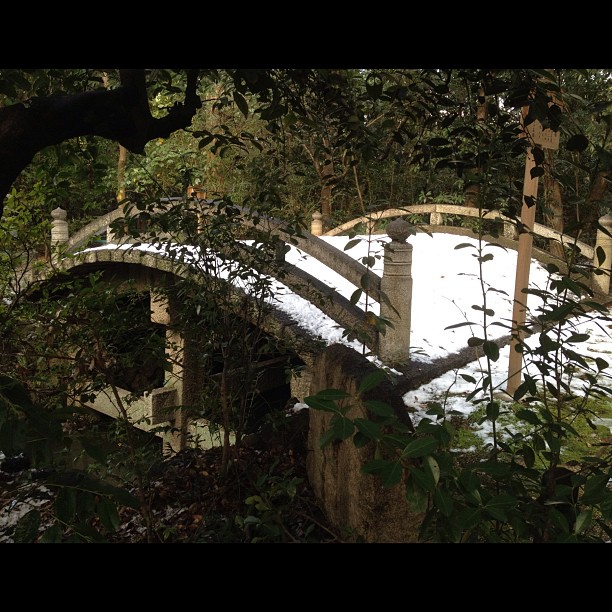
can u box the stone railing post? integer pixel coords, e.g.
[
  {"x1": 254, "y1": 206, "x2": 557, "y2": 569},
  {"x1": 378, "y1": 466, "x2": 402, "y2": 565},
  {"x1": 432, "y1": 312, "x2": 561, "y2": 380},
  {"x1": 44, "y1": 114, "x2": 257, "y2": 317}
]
[
  {"x1": 50, "y1": 207, "x2": 69, "y2": 263},
  {"x1": 503, "y1": 218, "x2": 518, "y2": 240},
  {"x1": 429, "y1": 206, "x2": 443, "y2": 226},
  {"x1": 311, "y1": 211, "x2": 323, "y2": 236},
  {"x1": 379, "y1": 218, "x2": 413, "y2": 364},
  {"x1": 592, "y1": 213, "x2": 612, "y2": 295}
]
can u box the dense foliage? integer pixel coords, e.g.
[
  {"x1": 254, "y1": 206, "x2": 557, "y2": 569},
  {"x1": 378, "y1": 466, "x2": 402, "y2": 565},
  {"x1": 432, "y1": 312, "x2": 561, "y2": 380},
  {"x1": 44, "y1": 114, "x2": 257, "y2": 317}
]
[{"x1": 1, "y1": 68, "x2": 611, "y2": 542}]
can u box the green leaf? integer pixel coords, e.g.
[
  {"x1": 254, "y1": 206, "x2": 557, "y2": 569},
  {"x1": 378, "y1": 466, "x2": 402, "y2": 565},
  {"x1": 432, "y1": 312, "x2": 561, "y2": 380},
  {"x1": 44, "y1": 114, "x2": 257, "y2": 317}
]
[
  {"x1": 361, "y1": 255, "x2": 376, "y2": 268},
  {"x1": 72, "y1": 522, "x2": 106, "y2": 543},
  {"x1": 427, "y1": 137, "x2": 450, "y2": 147},
  {"x1": 543, "y1": 430, "x2": 561, "y2": 454},
  {"x1": 409, "y1": 465, "x2": 436, "y2": 492},
  {"x1": 0, "y1": 80, "x2": 17, "y2": 97},
  {"x1": 425, "y1": 402, "x2": 444, "y2": 417},
  {"x1": 349, "y1": 288, "x2": 363, "y2": 305},
  {"x1": 80, "y1": 438, "x2": 110, "y2": 463},
  {"x1": 424, "y1": 456, "x2": 440, "y2": 487},
  {"x1": 468, "y1": 337, "x2": 484, "y2": 347},
  {"x1": 97, "y1": 497, "x2": 120, "y2": 532},
  {"x1": 454, "y1": 242, "x2": 476, "y2": 250},
  {"x1": 358, "y1": 370, "x2": 387, "y2": 395},
  {"x1": 353, "y1": 431, "x2": 371, "y2": 448},
  {"x1": 531, "y1": 166, "x2": 545, "y2": 179},
  {"x1": 55, "y1": 488, "x2": 77, "y2": 524},
  {"x1": 332, "y1": 415, "x2": 355, "y2": 440},
  {"x1": 574, "y1": 509, "x2": 593, "y2": 535},
  {"x1": 14, "y1": 509, "x2": 41, "y2": 543},
  {"x1": 100, "y1": 483, "x2": 140, "y2": 510},
  {"x1": 596, "y1": 357, "x2": 609, "y2": 371},
  {"x1": 513, "y1": 380, "x2": 531, "y2": 402},
  {"x1": 40, "y1": 523, "x2": 63, "y2": 543},
  {"x1": 312, "y1": 389, "x2": 350, "y2": 401},
  {"x1": 532, "y1": 433, "x2": 546, "y2": 451},
  {"x1": 304, "y1": 396, "x2": 341, "y2": 413},
  {"x1": 522, "y1": 444, "x2": 536, "y2": 468},
  {"x1": 486, "y1": 401, "x2": 500, "y2": 421},
  {"x1": 365, "y1": 73, "x2": 383, "y2": 99},
  {"x1": 475, "y1": 461, "x2": 511, "y2": 477},
  {"x1": 582, "y1": 474, "x2": 610, "y2": 504},
  {"x1": 233, "y1": 91, "x2": 249, "y2": 118},
  {"x1": 363, "y1": 399, "x2": 394, "y2": 417},
  {"x1": 405, "y1": 477, "x2": 429, "y2": 513},
  {"x1": 361, "y1": 459, "x2": 390, "y2": 476},
  {"x1": 566, "y1": 134, "x2": 589, "y2": 152},
  {"x1": 541, "y1": 302, "x2": 576, "y2": 322},
  {"x1": 344, "y1": 238, "x2": 362, "y2": 251},
  {"x1": 596, "y1": 245, "x2": 607, "y2": 266},
  {"x1": 319, "y1": 428, "x2": 337, "y2": 448},
  {"x1": 362, "y1": 458, "x2": 404, "y2": 487},
  {"x1": 444, "y1": 321, "x2": 478, "y2": 330},
  {"x1": 353, "y1": 418, "x2": 382, "y2": 440},
  {"x1": 484, "y1": 495, "x2": 517, "y2": 522},
  {"x1": 456, "y1": 507, "x2": 482, "y2": 530},
  {"x1": 459, "y1": 469, "x2": 480, "y2": 492},
  {"x1": 401, "y1": 436, "x2": 438, "y2": 458},
  {"x1": 483, "y1": 340, "x2": 500, "y2": 362},
  {"x1": 381, "y1": 461, "x2": 404, "y2": 488},
  {"x1": 460, "y1": 373, "x2": 477, "y2": 384},
  {"x1": 433, "y1": 488, "x2": 454, "y2": 517},
  {"x1": 471, "y1": 304, "x2": 492, "y2": 314},
  {"x1": 360, "y1": 273, "x2": 375, "y2": 291},
  {"x1": 567, "y1": 333, "x2": 590, "y2": 343}
]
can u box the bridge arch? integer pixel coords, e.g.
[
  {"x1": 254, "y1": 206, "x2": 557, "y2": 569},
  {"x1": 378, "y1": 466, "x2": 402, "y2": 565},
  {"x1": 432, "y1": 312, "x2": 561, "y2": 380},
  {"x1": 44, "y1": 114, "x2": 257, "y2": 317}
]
[{"x1": 31, "y1": 245, "x2": 331, "y2": 453}]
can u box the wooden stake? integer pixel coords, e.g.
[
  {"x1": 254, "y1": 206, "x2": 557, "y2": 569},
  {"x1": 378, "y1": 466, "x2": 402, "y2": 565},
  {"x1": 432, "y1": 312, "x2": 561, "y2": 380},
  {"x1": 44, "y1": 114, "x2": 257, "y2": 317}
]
[{"x1": 506, "y1": 144, "x2": 540, "y2": 395}]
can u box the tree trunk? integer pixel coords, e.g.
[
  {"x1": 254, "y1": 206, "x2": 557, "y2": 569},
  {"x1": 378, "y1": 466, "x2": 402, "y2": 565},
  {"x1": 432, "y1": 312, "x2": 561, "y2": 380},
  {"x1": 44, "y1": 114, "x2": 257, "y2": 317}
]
[
  {"x1": 583, "y1": 169, "x2": 611, "y2": 231},
  {"x1": 463, "y1": 87, "x2": 488, "y2": 209},
  {"x1": 117, "y1": 145, "x2": 127, "y2": 203},
  {"x1": 543, "y1": 149, "x2": 565, "y2": 259},
  {"x1": 320, "y1": 157, "x2": 334, "y2": 225},
  {"x1": 0, "y1": 69, "x2": 201, "y2": 219},
  {"x1": 464, "y1": 171, "x2": 480, "y2": 208}
]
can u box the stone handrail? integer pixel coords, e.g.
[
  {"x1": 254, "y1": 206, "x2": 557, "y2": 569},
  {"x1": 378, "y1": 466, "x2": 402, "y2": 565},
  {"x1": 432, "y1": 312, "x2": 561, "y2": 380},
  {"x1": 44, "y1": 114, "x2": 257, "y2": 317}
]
[
  {"x1": 67, "y1": 208, "x2": 125, "y2": 252},
  {"x1": 45, "y1": 200, "x2": 612, "y2": 371},
  {"x1": 60, "y1": 199, "x2": 383, "y2": 304},
  {"x1": 322, "y1": 203, "x2": 595, "y2": 260}
]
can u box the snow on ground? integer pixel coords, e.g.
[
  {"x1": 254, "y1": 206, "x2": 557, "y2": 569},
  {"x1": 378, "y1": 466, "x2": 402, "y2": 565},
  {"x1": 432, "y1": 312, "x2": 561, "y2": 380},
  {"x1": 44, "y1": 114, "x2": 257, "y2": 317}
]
[{"x1": 84, "y1": 230, "x2": 612, "y2": 445}]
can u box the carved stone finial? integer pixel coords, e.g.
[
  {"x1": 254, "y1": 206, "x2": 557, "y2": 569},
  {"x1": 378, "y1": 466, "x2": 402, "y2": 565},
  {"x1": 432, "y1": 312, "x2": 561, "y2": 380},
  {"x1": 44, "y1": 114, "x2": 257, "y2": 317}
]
[
  {"x1": 51, "y1": 207, "x2": 67, "y2": 221},
  {"x1": 599, "y1": 213, "x2": 612, "y2": 229},
  {"x1": 386, "y1": 217, "x2": 411, "y2": 243}
]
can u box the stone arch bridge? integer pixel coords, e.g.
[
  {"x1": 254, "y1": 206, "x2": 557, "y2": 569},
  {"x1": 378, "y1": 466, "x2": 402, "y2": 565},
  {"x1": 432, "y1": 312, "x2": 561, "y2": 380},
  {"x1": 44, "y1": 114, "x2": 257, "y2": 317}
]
[{"x1": 28, "y1": 198, "x2": 612, "y2": 455}]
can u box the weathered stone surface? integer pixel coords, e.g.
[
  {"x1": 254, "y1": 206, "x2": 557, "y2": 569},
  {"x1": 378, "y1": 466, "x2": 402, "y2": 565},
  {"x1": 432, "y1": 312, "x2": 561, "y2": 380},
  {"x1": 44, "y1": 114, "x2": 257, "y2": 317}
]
[{"x1": 307, "y1": 344, "x2": 424, "y2": 543}]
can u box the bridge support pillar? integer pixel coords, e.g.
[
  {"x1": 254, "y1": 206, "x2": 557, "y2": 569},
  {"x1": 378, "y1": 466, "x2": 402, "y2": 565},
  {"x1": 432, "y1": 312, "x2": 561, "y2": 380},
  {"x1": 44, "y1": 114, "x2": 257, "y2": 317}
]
[
  {"x1": 379, "y1": 218, "x2": 413, "y2": 365},
  {"x1": 150, "y1": 290, "x2": 203, "y2": 452},
  {"x1": 593, "y1": 213, "x2": 612, "y2": 295}
]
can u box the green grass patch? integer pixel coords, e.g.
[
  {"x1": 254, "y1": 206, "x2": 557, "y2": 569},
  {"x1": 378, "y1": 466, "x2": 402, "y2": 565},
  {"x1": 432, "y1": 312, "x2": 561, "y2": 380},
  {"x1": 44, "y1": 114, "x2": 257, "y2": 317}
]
[{"x1": 456, "y1": 395, "x2": 612, "y2": 465}]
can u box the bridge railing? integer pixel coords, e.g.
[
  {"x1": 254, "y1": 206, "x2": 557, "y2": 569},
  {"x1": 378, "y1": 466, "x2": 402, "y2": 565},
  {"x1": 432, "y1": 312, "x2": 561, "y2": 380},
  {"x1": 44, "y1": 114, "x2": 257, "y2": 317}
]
[
  {"x1": 315, "y1": 203, "x2": 595, "y2": 258},
  {"x1": 314, "y1": 204, "x2": 612, "y2": 291},
  {"x1": 48, "y1": 201, "x2": 612, "y2": 369}
]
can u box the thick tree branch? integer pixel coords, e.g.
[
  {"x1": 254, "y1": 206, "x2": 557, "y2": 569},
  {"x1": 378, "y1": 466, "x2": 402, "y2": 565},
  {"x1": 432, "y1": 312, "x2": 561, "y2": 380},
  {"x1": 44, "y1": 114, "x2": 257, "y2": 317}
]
[{"x1": 0, "y1": 69, "x2": 202, "y2": 218}]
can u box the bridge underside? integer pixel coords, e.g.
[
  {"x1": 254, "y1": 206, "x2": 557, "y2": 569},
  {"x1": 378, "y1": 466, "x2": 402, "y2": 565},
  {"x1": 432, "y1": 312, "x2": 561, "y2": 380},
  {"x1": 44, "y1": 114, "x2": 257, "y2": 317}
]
[{"x1": 29, "y1": 254, "x2": 323, "y2": 453}]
